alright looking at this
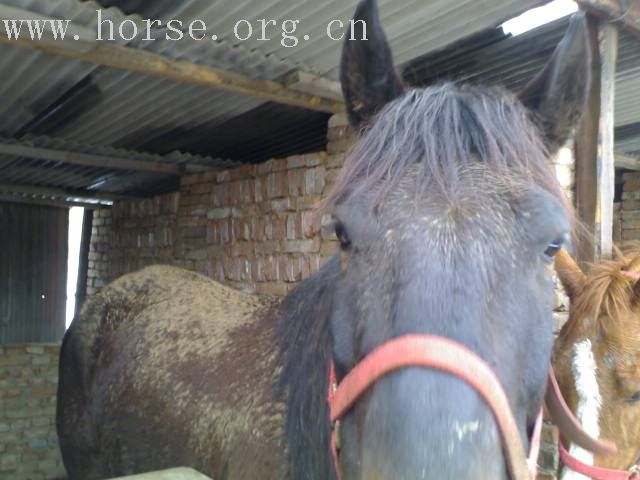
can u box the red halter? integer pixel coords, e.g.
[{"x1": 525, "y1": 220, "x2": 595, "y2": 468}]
[
  {"x1": 327, "y1": 334, "x2": 543, "y2": 480},
  {"x1": 558, "y1": 442, "x2": 639, "y2": 480}
]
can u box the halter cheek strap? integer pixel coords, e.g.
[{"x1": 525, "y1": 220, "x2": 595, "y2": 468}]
[
  {"x1": 621, "y1": 270, "x2": 640, "y2": 282},
  {"x1": 327, "y1": 334, "x2": 542, "y2": 480},
  {"x1": 558, "y1": 442, "x2": 640, "y2": 480}
]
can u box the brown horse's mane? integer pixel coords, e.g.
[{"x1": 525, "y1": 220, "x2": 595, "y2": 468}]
[{"x1": 559, "y1": 245, "x2": 640, "y2": 340}]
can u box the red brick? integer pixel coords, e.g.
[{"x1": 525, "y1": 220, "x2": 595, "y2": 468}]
[
  {"x1": 280, "y1": 238, "x2": 321, "y2": 254},
  {"x1": 229, "y1": 164, "x2": 257, "y2": 181},
  {"x1": 288, "y1": 169, "x2": 305, "y2": 196},
  {"x1": 266, "y1": 172, "x2": 288, "y2": 199},
  {"x1": 304, "y1": 167, "x2": 326, "y2": 195},
  {"x1": 210, "y1": 184, "x2": 230, "y2": 207}
]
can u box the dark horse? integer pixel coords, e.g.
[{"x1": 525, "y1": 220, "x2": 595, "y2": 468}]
[{"x1": 57, "y1": 1, "x2": 591, "y2": 478}]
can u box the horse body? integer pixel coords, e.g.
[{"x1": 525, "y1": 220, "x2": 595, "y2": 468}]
[
  {"x1": 57, "y1": 266, "x2": 286, "y2": 479},
  {"x1": 554, "y1": 248, "x2": 640, "y2": 476}
]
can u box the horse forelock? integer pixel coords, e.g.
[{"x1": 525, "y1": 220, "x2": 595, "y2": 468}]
[{"x1": 321, "y1": 83, "x2": 572, "y2": 223}]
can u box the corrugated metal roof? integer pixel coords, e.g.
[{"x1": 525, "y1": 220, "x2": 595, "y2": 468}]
[
  {"x1": 0, "y1": 0, "x2": 546, "y2": 155},
  {"x1": 404, "y1": 17, "x2": 640, "y2": 157},
  {"x1": 0, "y1": 134, "x2": 237, "y2": 195},
  {"x1": 1, "y1": 0, "x2": 639, "y2": 195}
]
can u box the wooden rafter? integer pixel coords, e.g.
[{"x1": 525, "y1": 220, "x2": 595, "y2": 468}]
[
  {"x1": 0, "y1": 193, "x2": 111, "y2": 208},
  {"x1": 0, "y1": 142, "x2": 186, "y2": 174},
  {"x1": 0, "y1": 183, "x2": 133, "y2": 201},
  {"x1": 0, "y1": 4, "x2": 344, "y2": 114},
  {"x1": 578, "y1": 0, "x2": 640, "y2": 40},
  {"x1": 615, "y1": 152, "x2": 640, "y2": 170}
]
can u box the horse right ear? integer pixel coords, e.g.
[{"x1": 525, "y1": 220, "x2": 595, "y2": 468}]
[
  {"x1": 555, "y1": 249, "x2": 587, "y2": 300},
  {"x1": 340, "y1": 0, "x2": 404, "y2": 131},
  {"x1": 518, "y1": 12, "x2": 591, "y2": 153}
]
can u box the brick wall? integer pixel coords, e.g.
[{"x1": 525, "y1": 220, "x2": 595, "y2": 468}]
[
  {"x1": 87, "y1": 113, "x2": 354, "y2": 295},
  {"x1": 0, "y1": 344, "x2": 64, "y2": 480},
  {"x1": 621, "y1": 171, "x2": 640, "y2": 242}
]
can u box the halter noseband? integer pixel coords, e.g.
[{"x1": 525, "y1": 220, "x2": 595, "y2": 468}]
[{"x1": 327, "y1": 334, "x2": 543, "y2": 480}]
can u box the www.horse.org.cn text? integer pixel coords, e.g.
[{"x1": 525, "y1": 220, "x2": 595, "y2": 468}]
[{"x1": 0, "y1": 10, "x2": 370, "y2": 48}]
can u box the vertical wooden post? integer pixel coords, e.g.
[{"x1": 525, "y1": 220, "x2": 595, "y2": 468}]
[
  {"x1": 574, "y1": 16, "x2": 618, "y2": 263},
  {"x1": 574, "y1": 15, "x2": 601, "y2": 264},
  {"x1": 595, "y1": 23, "x2": 618, "y2": 260}
]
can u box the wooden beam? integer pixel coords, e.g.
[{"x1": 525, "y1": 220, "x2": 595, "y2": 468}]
[
  {"x1": 615, "y1": 152, "x2": 640, "y2": 170},
  {"x1": 0, "y1": 142, "x2": 181, "y2": 174},
  {"x1": 0, "y1": 194, "x2": 111, "y2": 209},
  {"x1": 0, "y1": 184, "x2": 132, "y2": 202},
  {"x1": 283, "y1": 71, "x2": 343, "y2": 102},
  {"x1": 574, "y1": 15, "x2": 602, "y2": 263},
  {"x1": 595, "y1": 22, "x2": 618, "y2": 260},
  {"x1": 0, "y1": 6, "x2": 344, "y2": 114},
  {"x1": 578, "y1": 0, "x2": 640, "y2": 40}
]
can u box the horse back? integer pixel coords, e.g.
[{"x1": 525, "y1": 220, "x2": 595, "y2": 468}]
[{"x1": 57, "y1": 265, "x2": 287, "y2": 479}]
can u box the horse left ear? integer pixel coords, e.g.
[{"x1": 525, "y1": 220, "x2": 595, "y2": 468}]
[
  {"x1": 554, "y1": 249, "x2": 586, "y2": 300},
  {"x1": 518, "y1": 12, "x2": 591, "y2": 152},
  {"x1": 341, "y1": 0, "x2": 404, "y2": 130}
]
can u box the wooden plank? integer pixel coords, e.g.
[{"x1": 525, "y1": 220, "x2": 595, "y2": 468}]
[
  {"x1": 75, "y1": 209, "x2": 93, "y2": 315},
  {"x1": 283, "y1": 71, "x2": 343, "y2": 101},
  {"x1": 0, "y1": 142, "x2": 182, "y2": 174},
  {"x1": 0, "y1": 183, "x2": 133, "y2": 201},
  {"x1": 0, "y1": 193, "x2": 110, "y2": 208},
  {"x1": 595, "y1": 23, "x2": 618, "y2": 260},
  {"x1": 615, "y1": 152, "x2": 640, "y2": 170},
  {"x1": 0, "y1": 5, "x2": 344, "y2": 114},
  {"x1": 578, "y1": 0, "x2": 640, "y2": 40},
  {"x1": 574, "y1": 15, "x2": 602, "y2": 263},
  {"x1": 109, "y1": 467, "x2": 212, "y2": 479}
]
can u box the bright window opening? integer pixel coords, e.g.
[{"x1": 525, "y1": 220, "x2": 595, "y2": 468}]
[
  {"x1": 66, "y1": 207, "x2": 85, "y2": 328},
  {"x1": 501, "y1": 0, "x2": 578, "y2": 36}
]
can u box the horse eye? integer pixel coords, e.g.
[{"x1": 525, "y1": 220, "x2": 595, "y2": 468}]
[
  {"x1": 544, "y1": 239, "x2": 563, "y2": 261},
  {"x1": 628, "y1": 391, "x2": 640, "y2": 403},
  {"x1": 334, "y1": 222, "x2": 351, "y2": 250}
]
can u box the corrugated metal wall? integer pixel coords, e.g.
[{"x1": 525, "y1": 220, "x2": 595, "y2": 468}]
[{"x1": 0, "y1": 201, "x2": 68, "y2": 343}]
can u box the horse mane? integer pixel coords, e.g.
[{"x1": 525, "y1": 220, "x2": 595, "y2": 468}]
[
  {"x1": 322, "y1": 83, "x2": 572, "y2": 218},
  {"x1": 276, "y1": 256, "x2": 340, "y2": 480},
  {"x1": 559, "y1": 244, "x2": 640, "y2": 339}
]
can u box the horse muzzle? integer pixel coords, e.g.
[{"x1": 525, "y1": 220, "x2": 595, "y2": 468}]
[{"x1": 327, "y1": 334, "x2": 543, "y2": 480}]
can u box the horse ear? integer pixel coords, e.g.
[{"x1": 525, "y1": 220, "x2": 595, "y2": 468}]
[
  {"x1": 554, "y1": 249, "x2": 587, "y2": 300},
  {"x1": 518, "y1": 12, "x2": 591, "y2": 152},
  {"x1": 341, "y1": 0, "x2": 404, "y2": 130}
]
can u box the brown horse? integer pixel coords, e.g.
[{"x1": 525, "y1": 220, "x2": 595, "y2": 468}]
[
  {"x1": 554, "y1": 247, "x2": 640, "y2": 478},
  {"x1": 56, "y1": 1, "x2": 591, "y2": 478}
]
